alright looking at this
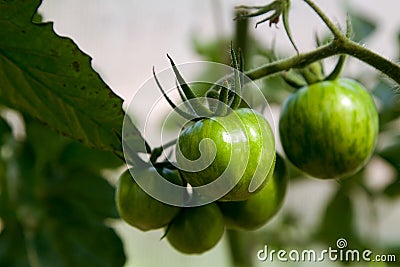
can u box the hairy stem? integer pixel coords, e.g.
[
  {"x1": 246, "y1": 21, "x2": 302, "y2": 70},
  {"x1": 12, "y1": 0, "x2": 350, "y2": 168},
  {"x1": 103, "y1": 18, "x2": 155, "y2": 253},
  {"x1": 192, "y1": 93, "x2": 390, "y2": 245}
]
[
  {"x1": 340, "y1": 40, "x2": 400, "y2": 85},
  {"x1": 245, "y1": 41, "x2": 338, "y2": 80},
  {"x1": 244, "y1": 37, "x2": 400, "y2": 85},
  {"x1": 227, "y1": 0, "x2": 400, "y2": 86},
  {"x1": 234, "y1": 9, "x2": 250, "y2": 64}
]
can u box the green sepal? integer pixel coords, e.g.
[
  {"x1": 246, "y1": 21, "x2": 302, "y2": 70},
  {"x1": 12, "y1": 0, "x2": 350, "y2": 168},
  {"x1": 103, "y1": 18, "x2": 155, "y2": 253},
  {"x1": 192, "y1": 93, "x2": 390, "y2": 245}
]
[
  {"x1": 153, "y1": 67, "x2": 195, "y2": 121},
  {"x1": 206, "y1": 89, "x2": 220, "y2": 113},
  {"x1": 282, "y1": 0, "x2": 299, "y2": 54},
  {"x1": 281, "y1": 70, "x2": 307, "y2": 89},
  {"x1": 299, "y1": 62, "x2": 325, "y2": 84},
  {"x1": 216, "y1": 85, "x2": 230, "y2": 116},
  {"x1": 166, "y1": 55, "x2": 212, "y2": 117},
  {"x1": 229, "y1": 46, "x2": 243, "y2": 110}
]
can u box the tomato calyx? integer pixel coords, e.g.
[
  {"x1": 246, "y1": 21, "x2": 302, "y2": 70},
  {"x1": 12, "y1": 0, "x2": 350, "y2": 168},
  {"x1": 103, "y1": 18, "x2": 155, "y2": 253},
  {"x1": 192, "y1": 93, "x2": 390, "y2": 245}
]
[{"x1": 153, "y1": 46, "x2": 245, "y2": 121}]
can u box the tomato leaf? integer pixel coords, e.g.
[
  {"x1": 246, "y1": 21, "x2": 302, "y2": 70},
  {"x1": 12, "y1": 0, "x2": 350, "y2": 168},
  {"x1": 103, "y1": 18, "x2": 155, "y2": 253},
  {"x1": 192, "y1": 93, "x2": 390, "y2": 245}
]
[
  {"x1": 0, "y1": 0, "x2": 144, "y2": 154},
  {"x1": 0, "y1": 119, "x2": 125, "y2": 267},
  {"x1": 0, "y1": 116, "x2": 11, "y2": 141},
  {"x1": 59, "y1": 142, "x2": 122, "y2": 170},
  {"x1": 0, "y1": 222, "x2": 29, "y2": 267}
]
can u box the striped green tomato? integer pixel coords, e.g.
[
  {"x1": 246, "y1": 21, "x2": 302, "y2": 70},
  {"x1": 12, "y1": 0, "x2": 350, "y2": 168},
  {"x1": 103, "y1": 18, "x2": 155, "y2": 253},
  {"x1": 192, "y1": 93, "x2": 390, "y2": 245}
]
[
  {"x1": 176, "y1": 108, "x2": 276, "y2": 201},
  {"x1": 279, "y1": 78, "x2": 379, "y2": 179},
  {"x1": 166, "y1": 203, "x2": 224, "y2": 254},
  {"x1": 116, "y1": 168, "x2": 181, "y2": 231},
  {"x1": 218, "y1": 153, "x2": 287, "y2": 230}
]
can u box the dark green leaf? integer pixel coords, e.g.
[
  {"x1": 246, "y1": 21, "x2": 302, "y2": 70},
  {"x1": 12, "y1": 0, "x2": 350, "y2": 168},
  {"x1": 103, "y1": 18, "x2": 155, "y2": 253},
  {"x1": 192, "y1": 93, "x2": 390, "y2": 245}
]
[
  {"x1": 0, "y1": 222, "x2": 29, "y2": 267},
  {"x1": 25, "y1": 117, "x2": 70, "y2": 170},
  {"x1": 0, "y1": 118, "x2": 125, "y2": 266},
  {"x1": 32, "y1": 196, "x2": 125, "y2": 267},
  {"x1": 59, "y1": 142, "x2": 122, "y2": 170},
  {"x1": 43, "y1": 165, "x2": 119, "y2": 220},
  {"x1": 25, "y1": 118, "x2": 123, "y2": 172},
  {"x1": 0, "y1": 116, "x2": 11, "y2": 142},
  {"x1": 349, "y1": 10, "x2": 376, "y2": 42},
  {"x1": 0, "y1": 0, "x2": 144, "y2": 153}
]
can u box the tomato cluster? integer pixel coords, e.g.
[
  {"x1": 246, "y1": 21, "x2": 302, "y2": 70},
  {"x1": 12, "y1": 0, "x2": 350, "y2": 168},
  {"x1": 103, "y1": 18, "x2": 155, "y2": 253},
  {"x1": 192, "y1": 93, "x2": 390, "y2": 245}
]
[
  {"x1": 116, "y1": 153, "x2": 287, "y2": 254},
  {"x1": 117, "y1": 51, "x2": 379, "y2": 254}
]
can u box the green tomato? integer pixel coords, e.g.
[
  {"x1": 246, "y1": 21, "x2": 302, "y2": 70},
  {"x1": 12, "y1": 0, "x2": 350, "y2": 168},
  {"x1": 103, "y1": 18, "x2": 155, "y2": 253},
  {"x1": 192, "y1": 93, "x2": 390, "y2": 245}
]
[
  {"x1": 116, "y1": 167, "x2": 181, "y2": 231},
  {"x1": 176, "y1": 108, "x2": 276, "y2": 201},
  {"x1": 218, "y1": 153, "x2": 287, "y2": 230},
  {"x1": 166, "y1": 203, "x2": 224, "y2": 254},
  {"x1": 279, "y1": 78, "x2": 379, "y2": 179}
]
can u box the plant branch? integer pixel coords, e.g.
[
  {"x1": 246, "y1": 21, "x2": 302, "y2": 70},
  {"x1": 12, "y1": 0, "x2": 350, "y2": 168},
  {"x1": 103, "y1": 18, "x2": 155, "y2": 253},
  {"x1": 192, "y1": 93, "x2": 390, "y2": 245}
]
[
  {"x1": 340, "y1": 40, "x2": 400, "y2": 85},
  {"x1": 244, "y1": 41, "x2": 338, "y2": 80},
  {"x1": 221, "y1": 0, "x2": 395, "y2": 86},
  {"x1": 244, "y1": 38, "x2": 400, "y2": 85}
]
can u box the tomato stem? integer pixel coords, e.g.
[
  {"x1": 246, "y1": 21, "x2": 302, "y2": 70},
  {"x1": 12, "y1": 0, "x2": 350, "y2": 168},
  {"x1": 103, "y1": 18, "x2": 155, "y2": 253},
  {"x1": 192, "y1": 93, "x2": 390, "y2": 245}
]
[
  {"x1": 244, "y1": 37, "x2": 400, "y2": 85},
  {"x1": 231, "y1": 0, "x2": 400, "y2": 86}
]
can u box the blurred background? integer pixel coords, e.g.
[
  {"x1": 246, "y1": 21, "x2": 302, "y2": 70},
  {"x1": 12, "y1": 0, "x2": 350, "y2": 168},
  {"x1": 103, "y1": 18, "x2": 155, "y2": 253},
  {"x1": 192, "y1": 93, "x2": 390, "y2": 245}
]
[{"x1": 3, "y1": 0, "x2": 399, "y2": 266}]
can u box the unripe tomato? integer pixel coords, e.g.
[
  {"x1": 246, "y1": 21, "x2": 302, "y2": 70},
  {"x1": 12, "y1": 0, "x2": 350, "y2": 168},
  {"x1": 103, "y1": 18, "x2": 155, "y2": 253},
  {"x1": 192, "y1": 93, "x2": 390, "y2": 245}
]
[
  {"x1": 116, "y1": 167, "x2": 181, "y2": 231},
  {"x1": 279, "y1": 79, "x2": 379, "y2": 179},
  {"x1": 166, "y1": 203, "x2": 224, "y2": 254},
  {"x1": 218, "y1": 154, "x2": 287, "y2": 230},
  {"x1": 176, "y1": 108, "x2": 276, "y2": 201}
]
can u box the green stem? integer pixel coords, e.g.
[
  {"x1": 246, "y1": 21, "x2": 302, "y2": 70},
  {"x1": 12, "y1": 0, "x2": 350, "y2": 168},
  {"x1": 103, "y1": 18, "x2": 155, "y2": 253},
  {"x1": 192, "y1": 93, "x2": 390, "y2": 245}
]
[
  {"x1": 230, "y1": 0, "x2": 400, "y2": 86},
  {"x1": 245, "y1": 41, "x2": 338, "y2": 80},
  {"x1": 340, "y1": 40, "x2": 400, "y2": 84},
  {"x1": 244, "y1": 38, "x2": 400, "y2": 85},
  {"x1": 226, "y1": 229, "x2": 254, "y2": 267},
  {"x1": 234, "y1": 9, "x2": 249, "y2": 63}
]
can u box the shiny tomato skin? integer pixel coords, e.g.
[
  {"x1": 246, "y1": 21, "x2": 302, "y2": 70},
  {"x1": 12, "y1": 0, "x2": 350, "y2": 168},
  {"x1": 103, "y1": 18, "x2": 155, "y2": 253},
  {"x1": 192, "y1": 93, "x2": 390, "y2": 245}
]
[
  {"x1": 279, "y1": 78, "x2": 379, "y2": 179},
  {"x1": 176, "y1": 108, "x2": 276, "y2": 201},
  {"x1": 218, "y1": 153, "x2": 287, "y2": 230},
  {"x1": 116, "y1": 167, "x2": 181, "y2": 231}
]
